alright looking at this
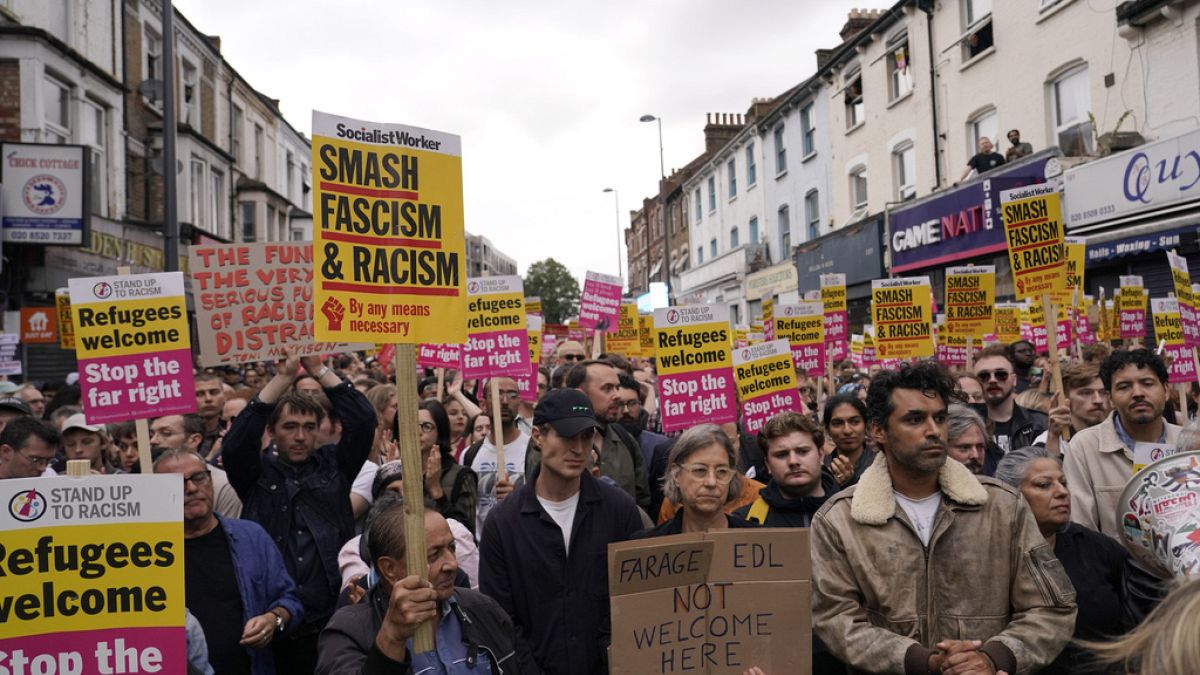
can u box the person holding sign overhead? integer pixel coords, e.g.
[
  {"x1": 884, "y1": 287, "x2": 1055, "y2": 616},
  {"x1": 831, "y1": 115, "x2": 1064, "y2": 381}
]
[{"x1": 221, "y1": 348, "x2": 376, "y2": 674}]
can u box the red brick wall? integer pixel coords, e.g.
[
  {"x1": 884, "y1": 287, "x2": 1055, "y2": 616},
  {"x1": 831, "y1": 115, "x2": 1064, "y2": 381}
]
[{"x1": 0, "y1": 60, "x2": 21, "y2": 142}]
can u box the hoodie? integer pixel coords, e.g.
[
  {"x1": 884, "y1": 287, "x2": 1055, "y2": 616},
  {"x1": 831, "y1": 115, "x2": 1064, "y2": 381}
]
[{"x1": 733, "y1": 466, "x2": 839, "y2": 528}]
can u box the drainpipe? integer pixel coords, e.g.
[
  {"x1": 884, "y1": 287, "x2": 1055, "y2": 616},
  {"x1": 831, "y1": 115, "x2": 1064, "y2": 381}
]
[{"x1": 921, "y1": 1, "x2": 943, "y2": 187}]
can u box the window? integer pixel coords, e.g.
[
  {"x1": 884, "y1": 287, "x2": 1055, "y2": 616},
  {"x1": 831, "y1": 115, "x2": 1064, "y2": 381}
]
[
  {"x1": 749, "y1": 217, "x2": 759, "y2": 244},
  {"x1": 697, "y1": 246, "x2": 704, "y2": 264},
  {"x1": 43, "y1": 76, "x2": 70, "y2": 143},
  {"x1": 144, "y1": 27, "x2": 161, "y2": 82},
  {"x1": 773, "y1": 125, "x2": 787, "y2": 175},
  {"x1": 970, "y1": 108, "x2": 998, "y2": 156},
  {"x1": 1052, "y1": 65, "x2": 1093, "y2": 156},
  {"x1": 211, "y1": 170, "x2": 226, "y2": 238},
  {"x1": 191, "y1": 158, "x2": 207, "y2": 229},
  {"x1": 710, "y1": 238, "x2": 718, "y2": 258},
  {"x1": 887, "y1": 33, "x2": 913, "y2": 101},
  {"x1": 746, "y1": 144, "x2": 756, "y2": 186},
  {"x1": 253, "y1": 124, "x2": 264, "y2": 179},
  {"x1": 962, "y1": 0, "x2": 993, "y2": 61},
  {"x1": 693, "y1": 189, "x2": 702, "y2": 223},
  {"x1": 727, "y1": 159, "x2": 737, "y2": 198},
  {"x1": 778, "y1": 205, "x2": 792, "y2": 256},
  {"x1": 844, "y1": 70, "x2": 864, "y2": 128},
  {"x1": 1039, "y1": 0, "x2": 1065, "y2": 11},
  {"x1": 849, "y1": 168, "x2": 868, "y2": 211},
  {"x1": 286, "y1": 150, "x2": 296, "y2": 201},
  {"x1": 800, "y1": 104, "x2": 815, "y2": 157},
  {"x1": 893, "y1": 143, "x2": 916, "y2": 201},
  {"x1": 805, "y1": 191, "x2": 821, "y2": 239},
  {"x1": 240, "y1": 202, "x2": 256, "y2": 242},
  {"x1": 707, "y1": 176, "x2": 716, "y2": 212},
  {"x1": 730, "y1": 226, "x2": 739, "y2": 248},
  {"x1": 80, "y1": 100, "x2": 106, "y2": 215},
  {"x1": 231, "y1": 106, "x2": 243, "y2": 164},
  {"x1": 182, "y1": 60, "x2": 199, "y2": 127}
]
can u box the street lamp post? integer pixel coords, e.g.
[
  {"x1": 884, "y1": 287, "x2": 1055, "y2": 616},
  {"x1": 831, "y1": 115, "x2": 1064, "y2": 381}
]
[
  {"x1": 602, "y1": 188, "x2": 622, "y2": 283},
  {"x1": 640, "y1": 114, "x2": 670, "y2": 304}
]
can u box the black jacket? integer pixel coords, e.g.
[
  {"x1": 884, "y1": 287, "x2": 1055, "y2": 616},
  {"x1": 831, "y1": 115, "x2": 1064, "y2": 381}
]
[
  {"x1": 732, "y1": 468, "x2": 838, "y2": 528},
  {"x1": 632, "y1": 509, "x2": 759, "y2": 539},
  {"x1": 479, "y1": 466, "x2": 643, "y2": 675},
  {"x1": 222, "y1": 378, "x2": 375, "y2": 629},
  {"x1": 316, "y1": 584, "x2": 529, "y2": 675},
  {"x1": 986, "y1": 404, "x2": 1048, "y2": 469}
]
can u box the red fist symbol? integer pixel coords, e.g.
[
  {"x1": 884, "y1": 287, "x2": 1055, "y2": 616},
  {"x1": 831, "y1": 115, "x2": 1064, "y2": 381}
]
[{"x1": 322, "y1": 297, "x2": 346, "y2": 331}]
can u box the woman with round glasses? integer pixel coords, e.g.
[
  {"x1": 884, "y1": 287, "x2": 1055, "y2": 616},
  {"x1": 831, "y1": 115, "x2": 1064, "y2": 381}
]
[{"x1": 634, "y1": 424, "x2": 758, "y2": 537}]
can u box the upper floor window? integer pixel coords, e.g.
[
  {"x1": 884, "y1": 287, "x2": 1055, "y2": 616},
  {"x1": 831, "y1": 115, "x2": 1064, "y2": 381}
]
[
  {"x1": 1052, "y1": 65, "x2": 1093, "y2": 156},
  {"x1": 144, "y1": 27, "x2": 162, "y2": 109},
  {"x1": 697, "y1": 246, "x2": 704, "y2": 264},
  {"x1": 893, "y1": 143, "x2": 916, "y2": 201},
  {"x1": 43, "y1": 76, "x2": 70, "y2": 143},
  {"x1": 849, "y1": 167, "x2": 868, "y2": 211},
  {"x1": 800, "y1": 104, "x2": 815, "y2": 157},
  {"x1": 710, "y1": 238, "x2": 718, "y2": 258},
  {"x1": 779, "y1": 205, "x2": 792, "y2": 257},
  {"x1": 969, "y1": 108, "x2": 999, "y2": 158},
  {"x1": 730, "y1": 226, "x2": 739, "y2": 248},
  {"x1": 182, "y1": 59, "x2": 199, "y2": 127},
  {"x1": 749, "y1": 217, "x2": 759, "y2": 244},
  {"x1": 80, "y1": 99, "x2": 107, "y2": 215},
  {"x1": 707, "y1": 176, "x2": 716, "y2": 212},
  {"x1": 773, "y1": 125, "x2": 787, "y2": 175},
  {"x1": 805, "y1": 190, "x2": 821, "y2": 239},
  {"x1": 231, "y1": 106, "x2": 244, "y2": 164},
  {"x1": 693, "y1": 189, "x2": 702, "y2": 222},
  {"x1": 254, "y1": 123, "x2": 264, "y2": 179},
  {"x1": 962, "y1": 0, "x2": 993, "y2": 61},
  {"x1": 191, "y1": 158, "x2": 208, "y2": 230},
  {"x1": 844, "y1": 70, "x2": 864, "y2": 129},
  {"x1": 727, "y1": 159, "x2": 737, "y2": 199},
  {"x1": 746, "y1": 143, "x2": 757, "y2": 186},
  {"x1": 887, "y1": 32, "x2": 913, "y2": 101}
]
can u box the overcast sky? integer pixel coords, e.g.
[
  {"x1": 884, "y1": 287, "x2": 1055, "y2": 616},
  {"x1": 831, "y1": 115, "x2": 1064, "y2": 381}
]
[{"x1": 175, "y1": 0, "x2": 871, "y2": 284}]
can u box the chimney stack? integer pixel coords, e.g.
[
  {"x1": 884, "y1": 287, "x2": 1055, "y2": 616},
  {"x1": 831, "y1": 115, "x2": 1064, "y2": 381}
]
[{"x1": 839, "y1": 8, "x2": 881, "y2": 42}]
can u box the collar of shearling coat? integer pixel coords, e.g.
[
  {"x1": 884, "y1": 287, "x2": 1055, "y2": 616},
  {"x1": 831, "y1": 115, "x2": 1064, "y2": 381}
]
[{"x1": 850, "y1": 451, "x2": 988, "y2": 525}]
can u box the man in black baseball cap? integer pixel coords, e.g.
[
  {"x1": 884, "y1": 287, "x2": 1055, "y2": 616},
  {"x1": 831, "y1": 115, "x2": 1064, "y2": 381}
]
[{"x1": 479, "y1": 388, "x2": 643, "y2": 674}]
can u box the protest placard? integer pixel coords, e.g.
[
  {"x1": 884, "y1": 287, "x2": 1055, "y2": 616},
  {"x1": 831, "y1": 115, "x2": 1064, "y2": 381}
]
[
  {"x1": 774, "y1": 302, "x2": 824, "y2": 376},
  {"x1": 416, "y1": 343, "x2": 462, "y2": 370},
  {"x1": 871, "y1": 277, "x2": 934, "y2": 359},
  {"x1": 944, "y1": 266, "x2": 995, "y2": 337},
  {"x1": 462, "y1": 276, "x2": 529, "y2": 379},
  {"x1": 608, "y1": 529, "x2": 811, "y2": 675},
  {"x1": 517, "y1": 314, "x2": 543, "y2": 403},
  {"x1": 861, "y1": 329, "x2": 878, "y2": 368},
  {"x1": 0, "y1": 333, "x2": 21, "y2": 375},
  {"x1": 311, "y1": 111, "x2": 466, "y2": 344},
  {"x1": 19, "y1": 306, "x2": 57, "y2": 344},
  {"x1": 1119, "y1": 276, "x2": 1148, "y2": 340},
  {"x1": 1052, "y1": 237, "x2": 1086, "y2": 306},
  {"x1": 1054, "y1": 302, "x2": 1072, "y2": 352},
  {"x1": 1167, "y1": 251, "x2": 1199, "y2": 348},
  {"x1": 654, "y1": 306, "x2": 736, "y2": 433},
  {"x1": 761, "y1": 295, "x2": 775, "y2": 342},
  {"x1": 525, "y1": 297, "x2": 542, "y2": 316},
  {"x1": 639, "y1": 315, "x2": 656, "y2": 357},
  {"x1": 733, "y1": 340, "x2": 803, "y2": 434},
  {"x1": 935, "y1": 318, "x2": 968, "y2": 367},
  {"x1": 0, "y1": 474, "x2": 185, "y2": 673},
  {"x1": 1152, "y1": 297, "x2": 1196, "y2": 384},
  {"x1": 1000, "y1": 183, "x2": 1067, "y2": 300},
  {"x1": 1075, "y1": 298, "x2": 1097, "y2": 345},
  {"x1": 579, "y1": 271, "x2": 623, "y2": 333},
  {"x1": 608, "y1": 303, "x2": 643, "y2": 356},
  {"x1": 850, "y1": 334, "x2": 864, "y2": 369},
  {"x1": 994, "y1": 302, "x2": 1022, "y2": 344},
  {"x1": 1022, "y1": 299, "x2": 1049, "y2": 353},
  {"x1": 69, "y1": 272, "x2": 195, "y2": 424},
  {"x1": 190, "y1": 242, "x2": 370, "y2": 366},
  {"x1": 820, "y1": 274, "x2": 847, "y2": 363},
  {"x1": 56, "y1": 288, "x2": 75, "y2": 350}
]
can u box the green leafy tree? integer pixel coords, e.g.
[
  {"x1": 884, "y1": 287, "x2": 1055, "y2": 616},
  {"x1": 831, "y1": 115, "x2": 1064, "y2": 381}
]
[{"x1": 523, "y1": 258, "x2": 580, "y2": 324}]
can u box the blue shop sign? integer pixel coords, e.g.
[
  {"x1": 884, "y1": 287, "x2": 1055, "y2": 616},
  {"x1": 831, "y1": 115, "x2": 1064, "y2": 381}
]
[
  {"x1": 889, "y1": 152, "x2": 1058, "y2": 272},
  {"x1": 1085, "y1": 224, "x2": 1200, "y2": 263}
]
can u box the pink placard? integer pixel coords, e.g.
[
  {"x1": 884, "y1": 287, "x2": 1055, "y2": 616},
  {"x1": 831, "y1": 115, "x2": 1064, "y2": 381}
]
[
  {"x1": 417, "y1": 343, "x2": 463, "y2": 369},
  {"x1": 515, "y1": 361, "x2": 540, "y2": 402},
  {"x1": 0, "y1": 627, "x2": 186, "y2": 675},
  {"x1": 658, "y1": 369, "x2": 737, "y2": 433},
  {"x1": 1074, "y1": 310, "x2": 1096, "y2": 345},
  {"x1": 790, "y1": 341, "x2": 825, "y2": 377},
  {"x1": 824, "y1": 311, "x2": 848, "y2": 362},
  {"x1": 78, "y1": 349, "x2": 196, "y2": 424},
  {"x1": 578, "y1": 271, "x2": 623, "y2": 333},
  {"x1": 1056, "y1": 318, "x2": 1072, "y2": 351},
  {"x1": 1166, "y1": 344, "x2": 1197, "y2": 384},
  {"x1": 1121, "y1": 309, "x2": 1147, "y2": 339}
]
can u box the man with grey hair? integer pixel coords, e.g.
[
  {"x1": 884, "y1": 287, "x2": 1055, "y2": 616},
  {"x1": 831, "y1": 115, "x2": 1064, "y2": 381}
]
[{"x1": 946, "y1": 404, "x2": 988, "y2": 475}]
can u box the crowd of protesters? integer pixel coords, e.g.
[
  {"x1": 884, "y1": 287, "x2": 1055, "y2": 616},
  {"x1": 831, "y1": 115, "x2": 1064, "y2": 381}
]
[{"x1": 2, "y1": 338, "x2": 1199, "y2": 674}]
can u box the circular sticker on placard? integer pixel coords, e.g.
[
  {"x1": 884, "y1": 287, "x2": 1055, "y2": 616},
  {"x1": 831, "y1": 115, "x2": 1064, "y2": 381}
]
[{"x1": 1119, "y1": 452, "x2": 1200, "y2": 579}]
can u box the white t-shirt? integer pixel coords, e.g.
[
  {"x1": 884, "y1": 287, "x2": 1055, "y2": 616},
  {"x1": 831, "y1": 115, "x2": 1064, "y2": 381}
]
[
  {"x1": 350, "y1": 459, "x2": 379, "y2": 503},
  {"x1": 471, "y1": 432, "x2": 529, "y2": 532},
  {"x1": 893, "y1": 490, "x2": 942, "y2": 547},
  {"x1": 537, "y1": 491, "x2": 581, "y2": 552}
]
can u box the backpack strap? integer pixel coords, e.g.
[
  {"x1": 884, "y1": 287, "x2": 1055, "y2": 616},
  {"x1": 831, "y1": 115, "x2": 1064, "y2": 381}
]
[
  {"x1": 462, "y1": 440, "x2": 485, "y2": 471},
  {"x1": 747, "y1": 497, "x2": 770, "y2": 525}
]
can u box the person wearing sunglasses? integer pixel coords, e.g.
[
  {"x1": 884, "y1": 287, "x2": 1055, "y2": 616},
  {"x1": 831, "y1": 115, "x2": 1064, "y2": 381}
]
[
  {"x1": 974, "y1": 344, "x2": 1048, "y2": 464},
  {"x1": 635, "y1": 424, "x2": 758, "y2": 537},
  {"x1": 553, "y1": 340, "x2": 587, "y2": 366},
  {"x1": 0, "y1": 416, "x2": 58, "y2": 480}
]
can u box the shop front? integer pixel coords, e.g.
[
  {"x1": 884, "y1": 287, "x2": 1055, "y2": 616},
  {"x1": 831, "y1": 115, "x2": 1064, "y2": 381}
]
[
  {"x1": 744, "y1": 260, "x2": 800, "y2": 324},
  {"x1": 793, "y1": 214, "x2": 884, "y2": 331}
]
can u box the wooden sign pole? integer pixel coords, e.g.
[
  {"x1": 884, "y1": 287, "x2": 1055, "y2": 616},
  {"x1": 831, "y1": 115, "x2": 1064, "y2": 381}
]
[
  {"x1": 435, "y1": 367, "x2": 445, "y2": 401},
  {"x1": 966, "y1": 336, "x2": 975, "y2": 372},
  {"x1": 591, "y1": 328, "x2": 604, "y2": 358},
  {"x1": 116, "y1": 266, "x2": 155, "y2": 474},
  {"x1": 1042, "y1": 293, "x2": 1070, "y2": 441},
  {"x1": 490, "y1": 377, "x2": 507, "y2": 482},
  {"x1": 392, "y1": 344, "x2": 435, "y2": 653}
]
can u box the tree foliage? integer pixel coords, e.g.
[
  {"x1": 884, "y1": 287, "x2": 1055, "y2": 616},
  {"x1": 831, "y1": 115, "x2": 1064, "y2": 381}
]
[{"x1": 523, "y1": 258, "x2": 580, "y2": 324}]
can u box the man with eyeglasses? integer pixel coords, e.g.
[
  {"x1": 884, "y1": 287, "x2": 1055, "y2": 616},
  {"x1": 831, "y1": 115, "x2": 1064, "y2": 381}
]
[
  {"x1": 461, "y1": 375, "x2": 529, "y2": 533},
  {"x1": 0, "y1": 416, "x2": 59, "y2": 479},
  {"x1": 151, "y1": 413, "x2": 242, "y2": 517},
  {"x1": 973, "y1": 344, "x2": 1048, "y2": 458},
  {"x1": 553, "y1": 340, "x2": 587, "y2": 366},
  {"x1": 155, "y1": 448, "x2": 303, "y2": 675},
  {"x1": 615, "y1": 372, "x2": 671, "y2": 515},
  {"x1": 480, "y1": 389, "x2": 642, "y2": 675}
]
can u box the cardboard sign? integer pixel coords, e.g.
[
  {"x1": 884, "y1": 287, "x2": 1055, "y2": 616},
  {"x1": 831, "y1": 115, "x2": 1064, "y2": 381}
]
[
  {"x1": 608, "y1": 303, "x2": 643, "y2": 356},
  {"x1": 733, "y1": 340, "x2": 803, "y2": 434},
  {"x1": 311, "y1": 111, "x2": 466, "y2": 344},
  {"x1": 608, "y1": 529, "x2": 811, "y2": 675},
  {"x1": 416, "y1": 343, "x2": 462, "y2": 370},
  {"x1": 55, "y1": 288, "x2": 75, "y2": 350},
  {"x1": 462, "y1": 276, "x2": 529, "y2": 379},
  {"x1": 579, "y1": 271, "x2": 623, "y2": 332},
  {"x1": 69, "y1": 272, "x2": 196, "y2": 424},
  {"x1": 1119, "y1": 276, "x2": 1147, "y2": 339},
  {"x1": 820, "y1": 274, "x2": 847, "y2": 363},
  {"x1": 190, "y1": 242, "x2": 369, "y2": 366},
  {"x1": 1167, "y1": 251, "x2": 1198, "y2": 348},
  {"x1": 19, "y1": 306, "x2": 57, "y2": 344},
  {"x1": 1000, "y1": 184, "x2": 1067, "y2": 300},
  {"x1": 1151, "y1": 297, "x2": 1196, "y2": 385},
  {"x1": 654, "y1": 306, "x2": 736, "y2": 433},
  {"x1": 0, "y1": 142, "x2": 87, "y2": 244},
  {"x1": 0, "y1": 474, "x2": 186, "y2": 672},
  {"x1": 994, "y1": 302, "x2": 1021, "y2": 344},
  {"x1": 871, "y1": 277, "x2": 934, "y2": 359},
  {"x1": 944, "y1": 266, "x2": 995, "y2": 337},
  {"x1": 638, "y1": 315, "x2": 656, "y2": 357},
  {"x1": 774, "y1": 302, "x2": 825, "y2": 376}
]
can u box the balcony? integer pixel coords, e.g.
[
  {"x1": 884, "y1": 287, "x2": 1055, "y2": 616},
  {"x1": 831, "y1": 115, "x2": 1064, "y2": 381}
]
[{"x1": 678, "y1": 243, "x2": 765, "y2": 294}]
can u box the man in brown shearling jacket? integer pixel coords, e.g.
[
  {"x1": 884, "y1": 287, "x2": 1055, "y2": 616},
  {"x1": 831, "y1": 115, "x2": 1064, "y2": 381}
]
[{"x1": 811, "y1": 362, "x2": 1076, "y2": 675}]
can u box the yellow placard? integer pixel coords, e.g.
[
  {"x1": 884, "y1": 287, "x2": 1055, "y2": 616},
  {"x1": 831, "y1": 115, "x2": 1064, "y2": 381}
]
[
  {"x1": 820, "y1": 275, "x2": 847, "y2": 313},
  {"x1": 655, "y1": 313, "x2": 732, "y2": 376},
  {"x1": 995, "y1": 303, "x2": 1021, "y2": 343},
  {"x1": 72, "y1": 295, "x2": 189, "y2": 361},
  {"x1": 607, "y1": 303, "x2": 642, "y2": 356},
  {"x1": 773, "y1": 305, "x2": 824, "y2": 350},
  {"x1": 638, "y1": 315, "x2": 655, "y2": 356},
  {"x1": 871, "y1": 278, "x2": 934, "y2": 359},
  {"x1": 55, "y1": 288, "x2": 75, "y2": 350},
  {"x1": 945, "y1": 266, "x2": 995, "y2": 337},
  {"x1": 1001, "y1": 184, "x2": 1067, "y2": 300},
  {"x1": 525, "y1": 297, "x2": 543, "y2": 316},
  {"x1": 1052, "y1": 237, "x2": 1086, "y2": 305},
  {"x1": 734, "y1": 346, "x2": 798, "y2": 402},
  {"x1": 312, "y1": 111, "x2": 466, "y2": 344}
]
